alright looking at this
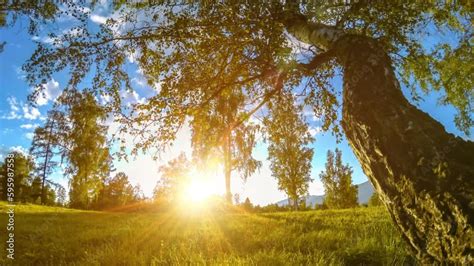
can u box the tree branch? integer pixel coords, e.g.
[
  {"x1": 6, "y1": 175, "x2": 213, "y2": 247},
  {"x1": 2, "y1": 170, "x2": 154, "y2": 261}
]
[
  {"x1": 297, "y1": 49, "x2": 336, "y2": 73},
  {"x1": 282, "y1": 8, "x2": 344, "y2": 50},
  {"x1": 229, "y1": 71, "x2": 286, "y2": 132}
]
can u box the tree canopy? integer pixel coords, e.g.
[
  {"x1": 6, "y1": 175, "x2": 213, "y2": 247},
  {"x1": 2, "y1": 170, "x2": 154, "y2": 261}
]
[
  {"x1": 153, "y1": 153, "x2": 191, "y2": 204},
  {"x1": 265, "y1": 92, "x2": 314, "y2": 210},
  {"x1": 23, "y1": 2, "x2": 472, "y2": 154},
  {"x1": 94, "y1": 172, "x2": 142, "y2": 210},
  {"x1": 62, "y1": 90, "x2": 111, "y2": 209},
  {"x1": 320, "y1": 148, "x2": 358, "y2": 209},
  {"x1": 0, "y1": 151, "x2": 34, "y2": 202}
]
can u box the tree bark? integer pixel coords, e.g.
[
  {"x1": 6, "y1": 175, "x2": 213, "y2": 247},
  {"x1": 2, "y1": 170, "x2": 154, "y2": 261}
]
[
  {"x1": 333, "y1": 34, "x2": 474, "y2": 264},
  {"x1": 224, "y1": 130, "x2": 232, "y2": 203},
  {"x1": 41, "y1": 119, "x2": 54, "y2": 205},
  {"x1": 283, "y1": 14, "x2": 473, "y2": 264}
]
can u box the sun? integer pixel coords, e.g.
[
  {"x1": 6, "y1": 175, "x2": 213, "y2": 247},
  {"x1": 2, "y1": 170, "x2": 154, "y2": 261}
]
[
  {"x1": 184, "y1": 178, "x2": 211, "y2": 202},
  {"x1": 180, "y1": 169, "x2": 222, "y2": 205}
]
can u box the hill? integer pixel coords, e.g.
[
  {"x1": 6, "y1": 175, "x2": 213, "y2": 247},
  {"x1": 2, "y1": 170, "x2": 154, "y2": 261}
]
[
  {"x1": 357, "y1": 180, "x2": 375, "y2": 203},
  {"x1": 0, "y1": 201, "x2": 413, "y2": 265},
  {"x1": 276, "y1": 181, "x2": 375, "y2": 207}
]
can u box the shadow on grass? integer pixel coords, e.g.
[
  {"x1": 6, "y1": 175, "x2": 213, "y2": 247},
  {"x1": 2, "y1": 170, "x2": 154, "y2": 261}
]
[
  {"x1": 342, "y1": 249, "x2": 416, "y2": 266},
  {"x1": 0, "y1": 207, "x2": 416, "y2": 265}
]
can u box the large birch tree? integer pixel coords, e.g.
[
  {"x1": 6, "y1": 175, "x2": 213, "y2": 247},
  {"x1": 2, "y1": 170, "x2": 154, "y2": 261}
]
[{"x1": 22, "y1": 2, "x2": 473, "y2": 263}]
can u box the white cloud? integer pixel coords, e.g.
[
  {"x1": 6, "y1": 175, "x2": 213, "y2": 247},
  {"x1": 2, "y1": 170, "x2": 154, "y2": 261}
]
[
  {"x1": 90, "y1": 14, "x2": 108, "y2": 24},
  {"x1": 285, "y1": 31, "x2": 315, "y2": 57},
  {"x1": 20, "y1": 123, "x2": 39, "y2": 129},
  {"x1": 7, "y1": 97, "x2": 19, "y2": 112},
  {"x1": 34, "y1": 78, "x2": 61, "y2": 106},
  {"x1": 309, "y1": 126, "x2": 322, "y2": 137},
  {"x1": 25, "y1": 132, "x2": 35, "y2": 140},
  {"x1": 302, "y1": 106, "x2": 320, "y2": 122},
  {"x1": 22, "y1": 105, "x2": 41, "y2": 120},
  {"x1": 2, "y1": 96, "x2": 43, "y2": 121},
  {"x1": 100, "y1": 94, "x2": 112, "y2": 105},
  {"x1": 31, "y1": 35, "x2": 62, "y2": 46},
  {"x1": 1, "y1": 128, "x2": 12, "y2": 134},
  {"x1": 78, "y1": 6, "x2": 91, "y2": 14},
  {"x1": 134, "y1": 67, "x2": 160, "y2": 94},
  {"x1": 62, "y1": 27, "x2": 86, "y2": 37},
  {"x1": 2, "y1": 97, "x2": 22, "y2": 119},
  {"x1": 127, "y1": 49, "x2": 140, "y2": 63},
  {"x1": 0, "y1": 146, "x2": 27, "y2": 161},
  {"x1": 14, "y1": 66, "x2": 26, "y2": 80},
  {"x1": 248, "y1": 115, "x2": 263, "y2": 127},
  {"x1": 132, "y1": 77, "x2": 146, "y2": 87},
  {"x1": 121, "y1": 90, "x2": 144, "y2": 106},
  {"x1": 153, "y1": 82, "x2": 162, "y2": 93},
  {"x1": 309, "y1": 179, "x2": 325, "y2": 196},
  {"x1": 97, "y1": 0, "x2": 109, "y2": 9},
  {"x1": 10, "y1": 146, "x2": 28, "y2": 155}
]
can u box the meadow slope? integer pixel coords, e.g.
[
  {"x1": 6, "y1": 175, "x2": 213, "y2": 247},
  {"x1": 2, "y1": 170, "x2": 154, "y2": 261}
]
[{"x1": 0, "y1": 202, "x2": 415, "y2": 265}]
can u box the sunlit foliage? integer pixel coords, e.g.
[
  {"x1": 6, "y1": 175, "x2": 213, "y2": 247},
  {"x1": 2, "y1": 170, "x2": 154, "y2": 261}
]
[
  {"x1": 320, "y1": 149, "x2": 358, "y2": 209},
  {"x1": 264, "y1": 92, "x2": 314, "y2": 210},
  {"x1": 22, "y1": 2, "x2": 473, "y2": 153},
  {"x1": 153, "y1": 153, "x2": 191, "y2": 204},
  {"x1": 0, "y1": 152, "x2": 35, "y2": 202},
  {"x1": 94, "y1": 172, "x2": 142, "y2": 210},
  {"x1": 61, "y1": 90, "x2": 111, "y2": 209}
]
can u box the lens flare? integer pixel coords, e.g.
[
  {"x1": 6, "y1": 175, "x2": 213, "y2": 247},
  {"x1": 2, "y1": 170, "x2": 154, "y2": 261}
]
[{"x1": 180, "y1": 169, "x2": 222, "y2": 205}]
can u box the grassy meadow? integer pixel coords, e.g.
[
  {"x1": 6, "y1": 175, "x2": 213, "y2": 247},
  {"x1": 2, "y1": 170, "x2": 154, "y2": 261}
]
[{"x1": 0, "y1": 202, "x2": 415, "y2": 265}]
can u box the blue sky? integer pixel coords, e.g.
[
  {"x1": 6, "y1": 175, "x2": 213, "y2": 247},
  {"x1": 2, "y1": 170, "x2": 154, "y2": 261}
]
[{"x1": 0, "y1": 9, "x2": 471, "y2": 205}]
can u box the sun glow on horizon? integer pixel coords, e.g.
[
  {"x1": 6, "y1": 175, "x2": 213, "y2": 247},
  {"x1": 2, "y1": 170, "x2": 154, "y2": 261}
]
[{"x1": 180, "y1": 168, "x2": 224, "y2": 205}]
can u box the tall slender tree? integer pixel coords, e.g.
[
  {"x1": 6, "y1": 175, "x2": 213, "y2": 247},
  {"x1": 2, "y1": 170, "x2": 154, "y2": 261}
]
[
  {"x1": 60, "y1": 90, "x2": 112, "y2": 209},
  {"x1": 265, "y1": 92, "x2": 314, "y2": 210},
  {"x1": 53, "y1": 182, "x2": 67, "y2": 206},
  {"x1": 191, "y1": 89, "x2": 261, "y2": 203},
  {"x1": 153, "y1": 153, "x2": 191, "y2": 204},
  {"x1": 320, "y1": 149, "x2": 358, "y2": 209},
  {"x1": 29, "y1": 110, "x2": 66, "y2": 204}
]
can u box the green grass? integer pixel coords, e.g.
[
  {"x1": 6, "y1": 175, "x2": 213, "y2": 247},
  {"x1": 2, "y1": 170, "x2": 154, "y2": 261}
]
[{"x1": 0, "y1": 202, "x2": 415, "y2": 265}]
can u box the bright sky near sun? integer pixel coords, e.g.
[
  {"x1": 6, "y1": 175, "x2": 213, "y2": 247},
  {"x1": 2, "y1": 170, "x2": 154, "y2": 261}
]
[{"x1": 0, "y1": 3, "x2": 471, "y2": 205}]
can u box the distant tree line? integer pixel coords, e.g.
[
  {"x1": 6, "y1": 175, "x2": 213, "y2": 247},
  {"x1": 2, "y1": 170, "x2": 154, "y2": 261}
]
[
  {"x1": 230, "y1": 148, "x2": 372, "y2": 212},
  {"x1": 0, "y1": 150, "x2": 143, "y2": 210},
  {"x1": 0, "y1": 90, "x2": 143, "y2": 210},
  {"x1": 1, "y1": 89, "x2": 362, "y2": 212},
  {"x1": 0, "y1": 151, "x2": 65, "y2": 205},
  {"x1": 152, "y1": 147, "x2": 366, "y2": 212},
  {"x1": 152, "y1": 153, "x2": 190, "y2": 205},
  {"x1": 92, "y1": 172, "x2": 143, "y2": 210}
]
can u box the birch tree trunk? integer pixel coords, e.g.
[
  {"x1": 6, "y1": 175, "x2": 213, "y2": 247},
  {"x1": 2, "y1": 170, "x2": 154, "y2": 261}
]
[
  {"x1": 285, "y1": 16, "x2": 474, "y2": 264},
  {"x1": 224, "y1": 131, "x2": 232, "y2": 203},
  {"x1": 335, "y1": 34, "x2": 474, "y2": 264},
  {"x1": 40, "y1": 119, "x2": 54, "y2": 204}
]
